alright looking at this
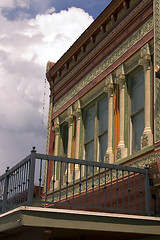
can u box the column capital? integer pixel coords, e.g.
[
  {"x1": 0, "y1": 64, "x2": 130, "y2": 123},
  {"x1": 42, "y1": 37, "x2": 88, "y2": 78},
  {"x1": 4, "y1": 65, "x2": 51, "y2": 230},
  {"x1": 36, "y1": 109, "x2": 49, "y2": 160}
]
[
  {"x1": 74, "y1": 100, "x2": 81, "y2": 118},
  {"x1": 139, "y1": 43, "x2": 151, "y2": 66},
  {"x1": 52, "y1": 117, "x2": 60, "y2": 132},
  {"x1": 103, "y1": 74, "x2": 114, "y2": 93},
  {"x1": 115, "y1": 64, "x2": 125, "y2": 85}
]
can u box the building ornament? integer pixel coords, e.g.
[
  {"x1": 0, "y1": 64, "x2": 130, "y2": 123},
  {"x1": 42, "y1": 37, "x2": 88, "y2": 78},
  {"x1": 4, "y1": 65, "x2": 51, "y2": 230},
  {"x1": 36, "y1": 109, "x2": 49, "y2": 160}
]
[
  {"x1": 139, "y1": 43, "x2": 151, "y2": 66},
  {"x1": 141, "y1": 134, "x2": 149, "y2": 148},
  {"x1": 53, "y1": 0, "x2": 150, "y2": 92},
  {"x1": 66, "y1": 106, "x2": 74, "y2": 124},
  {"x1": 154, "y1": 0, "x2": 160, "y2": 142},
  {"x1": 52, "y1": 117, "x2": 60, "y2": 132},
  {"x1": 115, "y1": 64, "x2": 125, "y2": 84},
  {"x1": 103, "y1": 74, "x2": 114, "y2": 93},
  {"x1": 53, "y1": 17, "x2": 153, "y2": 113}
]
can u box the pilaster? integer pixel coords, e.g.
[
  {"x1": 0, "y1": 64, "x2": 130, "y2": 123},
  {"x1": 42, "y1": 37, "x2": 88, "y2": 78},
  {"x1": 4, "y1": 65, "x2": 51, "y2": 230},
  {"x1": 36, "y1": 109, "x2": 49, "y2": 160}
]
[
  {"x1": 115, "y1": 64, "x2": 128, "y2": 160},
  {"x1": 66, "y1": 106, "x2": 74, "y2": 180},
  {"x1": 103, "y1": 74, "x2": 114, "y2": 163},
  {"x1": 139, "y1": 43, "x2": 153, "y2": 148},
  {"x1": 154, "y1": 0, "x2": 160, "y2": 143},
  {"x1": 52, "y1": 117, "x2": 60, "y2": 188}
]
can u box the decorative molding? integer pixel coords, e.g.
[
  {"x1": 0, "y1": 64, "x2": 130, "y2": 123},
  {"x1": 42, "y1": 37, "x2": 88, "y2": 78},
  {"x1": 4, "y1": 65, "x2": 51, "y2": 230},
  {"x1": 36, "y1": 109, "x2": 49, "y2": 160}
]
[
  {"x1": 103, "y1": 74, "x2": 114, "y2": 93},
  {"x1": 53, "y1": 17, "x2": 153, "y2": 114},
  {"x1": 154, "y1": 0, "x2": 160, "y2": 142},
  {"x1": 52, "y1": 117, "x2": 60, "y2": 132},
  {"x1": 105, "y1": 154, "x2": 111, "y2": 163},
  {"x1": 141, "y1": 134, "x2": 149, "y2": 148},
  {"x1": 139, "y1": 43, "x2": 151, "y2": 65},
  {"x1": 115, "y1": 64, "x2": 125, "y2": 84},
  {"x1": 116, "y1": 148, "x2": 122, "y2": 160},
  {"x1": 74, "y1": 100, "x2": 81, "y2": 117},
  {"x1": 53, "y1": 0, "x2": 151, "y2": 92}
]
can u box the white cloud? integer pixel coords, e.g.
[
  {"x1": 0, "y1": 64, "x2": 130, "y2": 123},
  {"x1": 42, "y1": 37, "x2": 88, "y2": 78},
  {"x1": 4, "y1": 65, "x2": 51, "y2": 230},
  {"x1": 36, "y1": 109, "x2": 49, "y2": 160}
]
[
  {"x1": 45, "y1": 7, "x2": 56, "y2": 15},
  {"x1": 0, "y1": 7, "x2": 93, "y2": 174}
]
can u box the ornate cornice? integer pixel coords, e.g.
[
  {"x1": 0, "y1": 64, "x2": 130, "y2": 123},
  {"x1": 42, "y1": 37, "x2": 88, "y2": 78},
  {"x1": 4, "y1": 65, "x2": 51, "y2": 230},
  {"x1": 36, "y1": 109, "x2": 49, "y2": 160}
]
[
  {"x1": 53, "y1": 17, "x2": 153, "y2": 114},
  {"x1": 53, "y1": 0, "x2": 151, "y2": 93}
]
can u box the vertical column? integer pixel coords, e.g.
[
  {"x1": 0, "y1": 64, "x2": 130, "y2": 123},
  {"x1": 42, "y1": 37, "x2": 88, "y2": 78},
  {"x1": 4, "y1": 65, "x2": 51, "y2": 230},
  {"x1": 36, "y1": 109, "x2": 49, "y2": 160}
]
[
  {"x1": 66, "y1": 107, "x2": 73, "y2": 181},
  {"x1": 75, "y1": 100, "x2": 81, "y2": 159},
  {"x1": 104, "y1": 74, "x2": 114, "y2": 163},
  {"x1": 75, "y1": 100, "x2": 81, "y2": 179},
  {"x1": 140, "y1": 43, "x2": 153, "y2": 148},
  {"x1": 154, "y1": 0, "x2": 160, "y2": 144},
  {"x1": 52, "y1": 117, "x2": 60, "y2": 188},
  {"x1": 116, "y1": 64, "x2": 128, "y2": 160}
]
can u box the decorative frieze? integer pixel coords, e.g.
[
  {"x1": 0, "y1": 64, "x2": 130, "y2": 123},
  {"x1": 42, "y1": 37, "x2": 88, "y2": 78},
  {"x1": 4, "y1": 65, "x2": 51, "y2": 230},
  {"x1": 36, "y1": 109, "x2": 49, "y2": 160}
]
[
  {"x1": 53, "y1": 0, "x2": 151, "y2": 93},
  {"x1": 53, "y1": 17, "x2": 153, "y2": 114}
]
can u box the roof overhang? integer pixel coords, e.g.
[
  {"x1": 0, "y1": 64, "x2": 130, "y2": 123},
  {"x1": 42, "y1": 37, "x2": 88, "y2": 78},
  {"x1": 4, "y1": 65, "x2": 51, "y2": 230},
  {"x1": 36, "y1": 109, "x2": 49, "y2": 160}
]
[{"x1": 1, "y1": 206, "x2": 160, "y2": 240}]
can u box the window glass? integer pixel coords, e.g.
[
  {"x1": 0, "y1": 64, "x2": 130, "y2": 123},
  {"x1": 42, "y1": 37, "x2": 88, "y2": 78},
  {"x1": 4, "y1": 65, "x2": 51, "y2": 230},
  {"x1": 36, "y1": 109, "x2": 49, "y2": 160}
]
[
  {"x1": 98, "y1": 97, "x2": 108, "y2": 162},
  {"x1": 60, "y1": 123, "x2": 68, "y2": 156},
  {"x1": 84, "y1": 97, "x2": 108, "y2": 163},
  {"x1": 84, "y1": 105, "x2": 95, "y2": 143},
  {"x1": 98, "y1": 97, "x2": 108, "y2": 134},
  {"x1": 99, "y1": 132, "x2": 108, "y2": 162},
  {"x1": 85, "y1": 141, "x2": 94, "y2": 162},
  {"x1": 130, "y1": 68, "x2": 144, "y2": 153},
  {"x1": 132, "y1": 111, "x2": 144, "y2": 152},
  {"x1": 131, "y1": 70, "x2": 144, "y2": 113}
]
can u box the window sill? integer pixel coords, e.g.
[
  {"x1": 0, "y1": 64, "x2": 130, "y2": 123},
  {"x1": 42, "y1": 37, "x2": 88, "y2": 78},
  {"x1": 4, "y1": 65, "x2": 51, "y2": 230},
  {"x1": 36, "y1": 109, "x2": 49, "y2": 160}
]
[{"x1": 115, "y1": 145, "x2": 155, "y2": 166}]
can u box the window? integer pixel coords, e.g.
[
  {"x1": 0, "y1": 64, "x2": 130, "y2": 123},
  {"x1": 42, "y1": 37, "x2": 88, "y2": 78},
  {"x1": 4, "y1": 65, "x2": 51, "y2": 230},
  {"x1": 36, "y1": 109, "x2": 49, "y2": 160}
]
[
  {"x1": 128, "y1": 68, "x2": 144, "y2": 153},
  {"x1": 84, "y1": 105, "x2": 95, "y2": 162},
  {"x1": 98, "y1": 97, "x2": 108, "y2": 162},
  {"x1": 84, "y1": 96, "x2": 108, "y2": 163},
  {"x1": 60, "y1": 123, "x2": 68, "y2": 157}
]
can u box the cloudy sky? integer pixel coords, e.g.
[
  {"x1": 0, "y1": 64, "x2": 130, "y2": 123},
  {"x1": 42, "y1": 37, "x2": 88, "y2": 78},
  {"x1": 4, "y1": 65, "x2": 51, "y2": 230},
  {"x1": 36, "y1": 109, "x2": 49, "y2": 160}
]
[{"x1": 0, "y1": 0, "x2": 111, "y2": 174}]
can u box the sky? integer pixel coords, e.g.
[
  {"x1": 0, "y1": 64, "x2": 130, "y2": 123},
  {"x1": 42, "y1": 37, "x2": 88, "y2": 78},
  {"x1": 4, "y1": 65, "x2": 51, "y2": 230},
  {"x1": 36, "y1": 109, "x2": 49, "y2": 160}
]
[{"x1": 0, "y1": 0, "x2": 112, "y2": 175}]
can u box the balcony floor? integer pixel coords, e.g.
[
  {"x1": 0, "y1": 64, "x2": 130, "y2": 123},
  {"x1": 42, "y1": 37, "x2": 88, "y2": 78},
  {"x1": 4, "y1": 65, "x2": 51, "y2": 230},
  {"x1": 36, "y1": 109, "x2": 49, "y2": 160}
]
[{"x1": 0, "y1": 206, "x2": 160, "y2": 240}]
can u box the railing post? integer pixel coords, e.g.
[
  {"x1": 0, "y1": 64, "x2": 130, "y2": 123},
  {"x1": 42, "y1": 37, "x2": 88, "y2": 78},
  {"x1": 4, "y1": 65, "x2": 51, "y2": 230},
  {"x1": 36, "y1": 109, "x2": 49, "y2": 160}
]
[
  {"x1": 145, "y1": 165, "x2": 151, "y2": 216},
  {"x1": 2, "y1": 167, "x2": 9, "y2": 213},
  {"x1": 28, "y1": 147, "x2": 36, "y2": 206}
]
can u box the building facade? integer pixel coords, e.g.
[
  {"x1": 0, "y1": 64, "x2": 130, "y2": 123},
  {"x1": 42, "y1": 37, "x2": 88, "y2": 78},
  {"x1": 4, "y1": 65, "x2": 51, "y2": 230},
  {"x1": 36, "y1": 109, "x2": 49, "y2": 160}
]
[{"x1": 45, "y1": 0, "x2": 160, "y2": 200}]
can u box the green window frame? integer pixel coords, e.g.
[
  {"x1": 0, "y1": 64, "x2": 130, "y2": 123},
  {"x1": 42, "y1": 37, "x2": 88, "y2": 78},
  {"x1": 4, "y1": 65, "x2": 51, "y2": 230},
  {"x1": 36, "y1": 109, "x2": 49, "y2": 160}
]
[
  {"x1": 128, "y1": 68, "x2": 144, "y2": 154},
  {"x1": 83, "y1": 96, "x2": 108, "y2": 163}
]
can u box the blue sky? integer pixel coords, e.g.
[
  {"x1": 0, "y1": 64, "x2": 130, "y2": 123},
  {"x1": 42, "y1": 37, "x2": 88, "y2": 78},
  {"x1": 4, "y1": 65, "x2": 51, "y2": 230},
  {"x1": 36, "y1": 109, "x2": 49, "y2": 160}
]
[
  {"x1": 2, "y1": 0, "x2": 111, "y2": 20},
  {"x1": 0, "y1": 0, "x2": 112, "y2": 174}
]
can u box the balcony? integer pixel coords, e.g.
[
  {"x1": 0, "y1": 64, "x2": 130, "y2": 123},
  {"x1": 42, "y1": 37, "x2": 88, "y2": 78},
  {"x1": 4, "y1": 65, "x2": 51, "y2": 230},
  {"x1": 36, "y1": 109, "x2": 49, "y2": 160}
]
[{"x1": 0, "y1": 148, "x2": 160, "y2": 240}]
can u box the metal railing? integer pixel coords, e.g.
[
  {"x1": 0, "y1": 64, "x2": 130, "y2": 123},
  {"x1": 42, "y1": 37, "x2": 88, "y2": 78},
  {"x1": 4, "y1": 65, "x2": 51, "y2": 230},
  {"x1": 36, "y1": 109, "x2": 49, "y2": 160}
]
[{"x1": 0, "y1": 148, "x2": 151, "y2": 215}]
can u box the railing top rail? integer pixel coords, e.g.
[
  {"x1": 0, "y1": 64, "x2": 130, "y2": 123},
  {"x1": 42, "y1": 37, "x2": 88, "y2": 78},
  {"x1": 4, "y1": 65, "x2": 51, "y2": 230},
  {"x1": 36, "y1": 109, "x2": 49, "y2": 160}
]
[
  {"x1": 0, "y1": 155, "x2": 31, "y2": 181},
  {"x1": 36, "y1": 153, "x2": 146, "y2": 174}
]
